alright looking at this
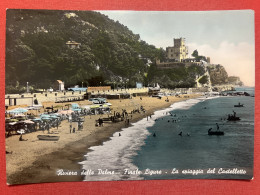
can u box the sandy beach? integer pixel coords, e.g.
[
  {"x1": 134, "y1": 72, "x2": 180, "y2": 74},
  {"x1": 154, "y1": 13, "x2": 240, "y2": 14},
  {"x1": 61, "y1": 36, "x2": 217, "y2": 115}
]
[{"x1": 5, "y1": 94, "x2": 200, "y2": 185}]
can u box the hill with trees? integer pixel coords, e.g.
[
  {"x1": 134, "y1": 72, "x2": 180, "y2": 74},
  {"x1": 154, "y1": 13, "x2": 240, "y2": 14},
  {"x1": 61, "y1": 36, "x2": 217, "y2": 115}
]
[
  {"x1": 6, "y1": 9, "x2": 235, "y2": 93},
  {"x1": 6, "y1": 9, "x2": 167, "y2": 93}
]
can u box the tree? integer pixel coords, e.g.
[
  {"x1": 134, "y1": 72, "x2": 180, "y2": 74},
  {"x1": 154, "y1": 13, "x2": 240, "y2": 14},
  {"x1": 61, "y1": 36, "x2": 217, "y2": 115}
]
[
  {"x1": 192, "y1": 50, "x2": 198, "y2": 58},
  {"x1": 191, "y1": 49, "x2": 207, "y2": 62}
]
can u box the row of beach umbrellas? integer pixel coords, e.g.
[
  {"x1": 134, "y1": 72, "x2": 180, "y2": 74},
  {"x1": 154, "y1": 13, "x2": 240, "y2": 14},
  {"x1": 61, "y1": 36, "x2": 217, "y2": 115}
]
[{"x1": 7, "y1": 107, "x2": 28, "y2": 114}]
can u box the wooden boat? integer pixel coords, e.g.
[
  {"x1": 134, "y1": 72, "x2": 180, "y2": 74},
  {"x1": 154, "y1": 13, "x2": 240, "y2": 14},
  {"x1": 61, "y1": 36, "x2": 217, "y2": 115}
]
[
  {"x1": 234, "y1": 103, "x2": 244, "y2": 107},
  {"x1": 208, "y1": 131, "x2": 224, "y2": 135},
  {"x1": 37, "y1": 135, "x2": 60, "y2": 141},
  {"x1": 227, "y1": 115, "x2": 240, "y2": 121},
  {"x1": 234, "y1": 105, "x2": 243, "y2": 107},
  {"x1": 227, "y1": 111, "x2": 241, "y2": 121}
]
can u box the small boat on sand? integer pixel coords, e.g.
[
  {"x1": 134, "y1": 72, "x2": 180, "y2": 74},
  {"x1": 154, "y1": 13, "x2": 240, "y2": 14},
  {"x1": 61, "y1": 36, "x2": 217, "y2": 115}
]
[{"x1": 37, "y1": 135, "x2": 60, "y2": 141}]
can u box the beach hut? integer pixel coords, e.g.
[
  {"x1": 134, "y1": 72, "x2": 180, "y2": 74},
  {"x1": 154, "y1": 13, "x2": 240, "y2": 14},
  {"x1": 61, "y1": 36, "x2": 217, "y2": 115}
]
[{"x1": 53, "y1": 80, "x2": 64, "y2": 91}]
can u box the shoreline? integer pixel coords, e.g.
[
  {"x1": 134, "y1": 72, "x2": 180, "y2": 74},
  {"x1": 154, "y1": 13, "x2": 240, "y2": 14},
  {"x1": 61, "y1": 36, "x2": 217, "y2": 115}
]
[{"x1": 6, "y1": 94, "x2": 201, "y2": 185}]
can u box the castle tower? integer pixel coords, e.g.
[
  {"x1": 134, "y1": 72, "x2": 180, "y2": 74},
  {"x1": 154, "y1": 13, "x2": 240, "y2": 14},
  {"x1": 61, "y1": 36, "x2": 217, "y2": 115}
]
[{"x1": 166, "y1": 38, "x2": 188, "y2": 62}]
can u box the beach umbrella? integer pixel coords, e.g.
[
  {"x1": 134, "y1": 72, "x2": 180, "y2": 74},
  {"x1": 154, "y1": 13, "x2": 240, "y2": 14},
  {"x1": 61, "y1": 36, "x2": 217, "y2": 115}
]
[
  {"x1": 82, "y1": 105, "x2": 91, "y2": 110},
  {"x1": 59, "y1": 110, "x2": 74, "y2": 115},
  {"x1": 9, "y1": 119, "x2": 19, "y2": 122},
  {"x1": 49, "y1": 113, "x2": 59, "y2": 116},
  {"x1": 41, "y1": 117, "x2": 51, "y2": 121},
  {"x1": 7, "y1": 109, "x2": 19, "y2": 114},
  {"x1": 53, "y1": 113, "x2": 62, "y2": 118},
  {"x1": 10, "y1": 107, "x2": 28, "y2": 113},
  {"x1": 90, "y1": 105, "x2": 100, "y2": 109},
  {"x1": 53, "y1": 113, "x2": 61, "y2": 116},
  {"x1": 72, "y1": 108, "x2": 81, "y2": 112},
  {"x1": 12, "y1": 114, "x2": 26, "y2": 118},
  {"x1": 17, "y1": 129, "x2": 25, "y2": 134},
  {"x1": 27, "y1": 106, "x2": 36, "y2": 110},
  {"x1": 23, "y1": 120, "x2": 35, "y2": 124},
  {"x1": 32, "y1": 118, "x2": 42, "y2": 122},
  {"x1": 9, "y1": 122, "x2": 17, "y2": 125},
  {"x1": 49, "y1": 115, "x2": 59, "y2": 119},
  {"x1": 71, "y1": 103, "x2": 80, "y2": 109},
  {"x1": 40, "y1": 114, "x2": 51, "y2": 118}
]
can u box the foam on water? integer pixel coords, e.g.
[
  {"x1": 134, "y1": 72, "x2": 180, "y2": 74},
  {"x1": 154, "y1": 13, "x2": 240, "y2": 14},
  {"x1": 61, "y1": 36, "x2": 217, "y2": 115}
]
[{"x1": 79, "y1": 96, "x2": 214, "y2": 181}]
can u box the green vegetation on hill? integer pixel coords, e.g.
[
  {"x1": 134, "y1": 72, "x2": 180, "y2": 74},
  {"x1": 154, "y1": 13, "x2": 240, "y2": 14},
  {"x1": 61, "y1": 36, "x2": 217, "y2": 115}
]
[
  {"x1": 147, "y1": 64, "x2": 205, "y2": 88},
  {"x1": 191, "y1": 49, "x2": 207, "y2": 62},
  {"x1": 6, "y1": 10, "x2": 167, "y2": 92},
  {"x1": 5, "y1": 9, "x2": 211, "y2": 93}
]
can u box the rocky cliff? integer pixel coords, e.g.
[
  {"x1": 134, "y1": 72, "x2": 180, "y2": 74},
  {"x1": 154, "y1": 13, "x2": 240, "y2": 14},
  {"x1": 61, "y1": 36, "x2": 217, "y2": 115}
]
[
  {"x1": 207, "y1": 64, "x2": 243, "y2": 86},
  {"x1": 207, "y1": 64, "x2": 228, "y2": 85},
  {"x1": 228, "y1": 76, "x2": 243, "y2": 86}
]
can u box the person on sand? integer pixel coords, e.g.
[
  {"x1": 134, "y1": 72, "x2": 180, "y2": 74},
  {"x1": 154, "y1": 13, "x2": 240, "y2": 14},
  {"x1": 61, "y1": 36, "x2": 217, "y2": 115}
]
[
  {"x1": 101, "y1": 118, "x2": 103, "y2": 126},
  {"x1": 34, "y1": 98, "x2": 38, "y2": 105},
  {"x1": 70, "y1": 124, "x2": 72, "y2": 133},
  {"x1": 73, "y1": 127, "x2": 75, "y2": 133},
  {"x1": 98, "y1": 118, "x2": 103, "y2": 126},
  {"x1": 19, "y1": 134, "x2": 28, "y2": 141},
  {"x1": 47, "y1": 124, "x2": 50, "y2": 134},
  {"x1": 119, "y1": 133, "x2": 121, "y2": 136},
  {"x1": 6, "y1": 146, "x2": 12, "y2": 154}
]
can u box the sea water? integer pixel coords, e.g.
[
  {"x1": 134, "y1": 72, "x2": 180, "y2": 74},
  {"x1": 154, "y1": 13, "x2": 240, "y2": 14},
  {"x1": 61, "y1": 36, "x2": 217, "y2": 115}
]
[{"x1": 80, "y1": 87, "x2": 254, "y2": 180}]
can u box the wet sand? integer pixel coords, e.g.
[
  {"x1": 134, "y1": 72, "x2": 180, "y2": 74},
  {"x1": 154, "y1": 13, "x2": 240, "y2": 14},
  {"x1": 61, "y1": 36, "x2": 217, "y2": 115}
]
[{"x1": 5, "y1": 94, "x2": 200, "y2": 185}]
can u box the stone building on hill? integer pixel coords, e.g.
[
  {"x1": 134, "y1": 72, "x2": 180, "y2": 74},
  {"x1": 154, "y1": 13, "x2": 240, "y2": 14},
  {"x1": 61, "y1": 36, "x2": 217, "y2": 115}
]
[
  {"x1": 156, "y1": 38, "x2": 206, "y2": 69},
  {"x1": 166, "y1": 38, "x2": 188, "y2": 62}
]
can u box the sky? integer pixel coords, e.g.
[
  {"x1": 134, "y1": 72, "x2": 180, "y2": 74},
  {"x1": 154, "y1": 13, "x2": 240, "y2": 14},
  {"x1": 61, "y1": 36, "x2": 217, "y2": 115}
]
[{"x1": 99, "y1": 10, "x2": 255, "y2": 86}]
